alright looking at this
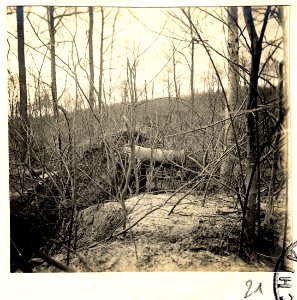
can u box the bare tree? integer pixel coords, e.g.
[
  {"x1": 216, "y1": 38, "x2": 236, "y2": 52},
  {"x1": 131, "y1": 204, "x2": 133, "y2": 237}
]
[
  {"x1": 189, "y1": 8, "x2": 195, "y2": 117},
  {"x1": 98, "y1": 7, "x2": 104, "y2": 116},
  {"x1": 241, "y1": 6, "x2": 271, "y2": 250},
  {"x1": 16, "y1": 6, "x2": 28, "y2": 161},
  {"x1": 88, "y1": 6, "x2": 95, "y2": 111},
  {"x1": 173, "y1": 7, "x2": 284, "y2": 255},
  {"x1": 108, "y1": 8, "x2": 120, "y2": 104},
  {"x1": 219, "y1": 7, "x2": 240, "y2": 187},
  {"x1": 172, "y1": 43, "x2": 181, "y2": 99},
  {"x1": 167, "y1": 8, "x2": 200, "y2": 112},
  {"x1": 48, "y1": 6, "x2": 62, "y2": 154},
  {"x1": 87, "y1": 6, "x2": 95, "y2": 137}
]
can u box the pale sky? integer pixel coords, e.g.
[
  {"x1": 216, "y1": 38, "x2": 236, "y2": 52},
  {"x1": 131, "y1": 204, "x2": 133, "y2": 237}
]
[
  {"x1": 6, "y1": 6, "x2": 283, "y2": 111},
  {"x1": 6, "y1": 6, "x2": 283, "y2": 113}
]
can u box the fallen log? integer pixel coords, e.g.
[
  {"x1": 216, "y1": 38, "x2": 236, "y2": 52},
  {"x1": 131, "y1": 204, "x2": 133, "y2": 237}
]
[{"x1": 123, "y1": 145, "x2": 185, "y2": 165}]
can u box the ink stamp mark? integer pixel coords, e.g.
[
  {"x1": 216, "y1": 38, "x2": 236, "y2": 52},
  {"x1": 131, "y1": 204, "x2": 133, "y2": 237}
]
[{"x1": 273, "y1": 241, "x2": 297, "y2": 300}]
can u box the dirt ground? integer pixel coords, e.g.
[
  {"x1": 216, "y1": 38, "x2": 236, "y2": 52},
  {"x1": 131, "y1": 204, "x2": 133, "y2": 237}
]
[{"x1": 34, "y1": 192, "x2": 285, "y2": 272}]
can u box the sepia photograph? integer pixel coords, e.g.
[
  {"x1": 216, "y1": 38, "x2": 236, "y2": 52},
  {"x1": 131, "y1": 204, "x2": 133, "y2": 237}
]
[{"x1": 6, "y1": 3, "x2": 292, "y2": 278}]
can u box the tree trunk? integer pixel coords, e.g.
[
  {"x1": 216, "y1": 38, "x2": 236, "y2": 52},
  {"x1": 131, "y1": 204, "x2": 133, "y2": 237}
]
[
  {"x1": 88, "y1": 7, "x2": 95, "y2": 110},
  {"x1": 127, "y1": 58, "x2": 138, "y2": 194},
  {"x1": 244, "y1": 53, "x2": 261, "y2": 247},
  {"x1": 48, "y1": 6, "x2": 62, "y2": 154},
  {"x1": 88, "y1": 6, "x2": 95, "y2": 137},
  {"x1": 16, "y1": 6, "x2": 28, "y2": 162},
  {"x1": 98, "y1": 7, "x2": 104, "y2": 117},
  {"x1": 241, "y1": 6, "x2": 270, "y2": 250},
  {"x1": 172, "y1": 44, "x2": 179, "y2": 99},
  {"x1": 108, "y1": 9, "x2": 119, "y2": 105},
  {"x1": 189, "y1": 10, "x2": 195, "y2": 120},
  {"x1": 220, "y1": 7, "x2": 239, "y2": 187}
]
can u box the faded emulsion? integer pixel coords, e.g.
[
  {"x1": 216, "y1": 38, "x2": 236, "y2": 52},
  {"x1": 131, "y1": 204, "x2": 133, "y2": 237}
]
[{"x1": 7, "y1": 6, "x2": 291, "y2": 273}]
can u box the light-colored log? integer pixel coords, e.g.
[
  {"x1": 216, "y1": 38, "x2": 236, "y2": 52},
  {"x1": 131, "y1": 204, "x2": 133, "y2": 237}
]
[{"x1": 123, "y1": 145, "x2": 185, "y2": 165}]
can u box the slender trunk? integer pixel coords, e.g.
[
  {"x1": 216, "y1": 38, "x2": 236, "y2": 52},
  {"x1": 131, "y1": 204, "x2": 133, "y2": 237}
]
[
  {"x1": 167, "y1": 73, "x2": 171, "y2": 102},
  {"x1": 88, "y1": 7, "x2": 95, "y2": 110},
  {"x1": 190, "y1": 39, "x2": 194, "y2": 111},
  {"x1": 66, "y1": 83, "x2": 78, "y2": 266},
  {"x1": 241, "y1": 6, "x2": 270, "y2": 251},
  {"x1": 16, "y1": 6, "x2": 28, "y2": 162},
  {"x1": 127, "y1": 58, "x2": 138, "y2": 194},
  {"x1": 88, "y1": 6, "x2": 95, "y2": 138},
  {"x1": 264, "y1": 138, "x2": 278, "y2": 226},
  {"x1": 98, "y1": 7, "x2": 104, "y2": 117},
  {"x1": 243, "y1": 47, "x2": 261, "y2": 249},
  {"x1": 65, "y1": 9, "x2": 80, "y2": 264},
  {"x1": 172, "y1": 44, "x2": 179, "y2": 99},
  {"x1": 109, "y1": 9, "x2": 119, "y2": 104},
  {"x1": 133, "y1": 62, "x2": 137, "y2": 102},
  {"x1": 264, "y1": 61, "x2": 285, "y2": 228},
  {"x1": 187, "y1": 8, "x2": 195, "y2": 118},
  {"x1": 48, "y1": 6, "x2": 61, "y2": 154},
  {"x1": 118, "y1": 58, "x2": 139, "y2": 231},
  {"x1": 220, "y1": 6, "x2": 239, "y2": 188}
]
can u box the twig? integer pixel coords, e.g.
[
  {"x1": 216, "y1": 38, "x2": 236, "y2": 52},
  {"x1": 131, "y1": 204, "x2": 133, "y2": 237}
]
[
  {"x1": 37, "y1": 251, "x2": 76, "y2": 272},
  {"x1": 168, "y1": 178, "x2": 202, "y2": 215},
  {"x1": 46, "y1": 238, "x2": 94, "y2": 272}
]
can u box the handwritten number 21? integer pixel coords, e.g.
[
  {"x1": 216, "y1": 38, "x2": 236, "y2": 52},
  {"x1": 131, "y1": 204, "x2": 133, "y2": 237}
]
[{"x1": 244, "y1": 280, "x2": 263, "y2": 298}]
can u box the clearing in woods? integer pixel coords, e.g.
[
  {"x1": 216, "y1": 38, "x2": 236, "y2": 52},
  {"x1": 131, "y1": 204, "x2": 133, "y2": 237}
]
[{"x1": 33, "y1": 192, "x2": 286, "y2": 272}]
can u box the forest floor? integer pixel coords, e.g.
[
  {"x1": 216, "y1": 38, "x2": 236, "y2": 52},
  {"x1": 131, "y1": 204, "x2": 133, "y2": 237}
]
[{"x1": 33, "y1": 192, "x2": 286, "y2": 272}]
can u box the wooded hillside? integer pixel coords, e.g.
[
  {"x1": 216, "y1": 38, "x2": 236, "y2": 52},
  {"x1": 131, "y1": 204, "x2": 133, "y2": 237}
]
[{"x1": 7, "y1": 6, "x2": 289, "y2": 273}]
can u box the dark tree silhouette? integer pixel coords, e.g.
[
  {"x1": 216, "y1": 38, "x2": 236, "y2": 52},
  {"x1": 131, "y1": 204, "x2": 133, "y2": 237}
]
[{"x1": 16, "y1": 6, "x2": 28, "y2": 161}]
